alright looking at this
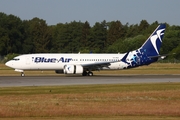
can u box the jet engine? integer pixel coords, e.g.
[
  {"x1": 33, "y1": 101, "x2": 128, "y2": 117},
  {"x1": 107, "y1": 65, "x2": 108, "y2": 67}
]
[{"x1": 63, "y1": 65, "x2": 83, "y2": 74}]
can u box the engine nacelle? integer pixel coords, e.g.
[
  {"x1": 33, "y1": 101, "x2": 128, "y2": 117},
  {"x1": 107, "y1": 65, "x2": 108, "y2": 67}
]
[
  {"x1": 64, "y1": 65, "x2": 83, "y2": 74},
  {"x1": 55, "y1": 70, "x2": 64, "y2": 74}
]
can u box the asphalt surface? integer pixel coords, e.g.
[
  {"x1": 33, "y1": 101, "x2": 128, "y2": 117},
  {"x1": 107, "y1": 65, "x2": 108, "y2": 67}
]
[{"x1": 0, "y1": 75, "x2": 180, "y2": 87}]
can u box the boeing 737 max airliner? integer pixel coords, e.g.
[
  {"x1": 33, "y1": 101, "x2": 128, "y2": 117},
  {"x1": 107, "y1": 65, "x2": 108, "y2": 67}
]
[{"x1": 5, "y1": 24, "x2": 166, "y2": 76}]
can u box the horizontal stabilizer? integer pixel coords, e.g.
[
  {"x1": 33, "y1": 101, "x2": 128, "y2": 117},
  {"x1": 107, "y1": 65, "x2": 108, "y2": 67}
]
[
  {"x1": 149, "y1": 53, "x2": 176, "y2": 60},
  {"x1": 149, "y1": 55, "x2": 166, "y2": 60}
]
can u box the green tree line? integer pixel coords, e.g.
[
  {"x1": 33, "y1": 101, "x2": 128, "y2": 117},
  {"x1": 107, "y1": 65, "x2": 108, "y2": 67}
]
[{"x1": 0, "y1": 12, "x2": 180, "y2": 61}]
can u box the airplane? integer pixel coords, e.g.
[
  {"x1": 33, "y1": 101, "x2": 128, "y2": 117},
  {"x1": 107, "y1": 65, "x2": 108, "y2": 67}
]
[{"x1": 5, "y1": 24, "x2": 166, "y2": 76}]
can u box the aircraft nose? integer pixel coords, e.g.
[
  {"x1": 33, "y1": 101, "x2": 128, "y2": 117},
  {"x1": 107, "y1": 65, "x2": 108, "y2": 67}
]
[{"x1": 5, "y1": 61, "x2": 13, "y2": 68}]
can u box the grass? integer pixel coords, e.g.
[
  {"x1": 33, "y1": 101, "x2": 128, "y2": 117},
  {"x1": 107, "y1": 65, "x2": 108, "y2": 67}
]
[
  {"x1": 0, "y1": 84, "x2": 180, "y2": 120},
  {"x1": 0, "y1": 63, "x2": 180, "y2": 119}
]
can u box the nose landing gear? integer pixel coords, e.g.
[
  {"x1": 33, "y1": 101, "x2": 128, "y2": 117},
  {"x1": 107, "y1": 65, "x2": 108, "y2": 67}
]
[
  {"x1": 21, "y1": 72, "x2": 25, "y2": 77},
  {"x1": 15, "y1": 69, "x2": 25, "y2": 77}
]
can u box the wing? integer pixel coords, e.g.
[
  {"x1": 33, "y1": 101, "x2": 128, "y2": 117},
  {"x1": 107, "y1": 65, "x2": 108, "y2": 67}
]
[{"x1": 81, "y1": 52, "x2": 129, "y2": 70}]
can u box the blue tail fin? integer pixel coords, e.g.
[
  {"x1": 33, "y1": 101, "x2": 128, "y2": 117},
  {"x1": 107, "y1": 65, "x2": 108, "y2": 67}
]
[
  {"x1": 123, "y1": 24, "x2": 166, "y2": 68},
  {"x1": 140, "y1": 24, "x2": 166, "y2": 56}
]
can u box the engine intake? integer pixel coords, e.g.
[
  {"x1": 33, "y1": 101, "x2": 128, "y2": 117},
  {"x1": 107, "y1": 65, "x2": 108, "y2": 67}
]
[{"x1": 64, "y1": 65, "x2": 83, "y2": 74}]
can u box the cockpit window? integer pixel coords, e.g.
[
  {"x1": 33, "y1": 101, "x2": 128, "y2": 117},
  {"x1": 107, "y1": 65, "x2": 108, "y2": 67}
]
[{"x1": 13, "y1": 58, "x2": 20, "y2": 61}]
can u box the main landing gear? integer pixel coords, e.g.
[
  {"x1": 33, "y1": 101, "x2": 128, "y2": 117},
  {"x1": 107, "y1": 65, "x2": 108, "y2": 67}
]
[{"x1": 82, "y1": 71, "x2": 93, "y2": 76}]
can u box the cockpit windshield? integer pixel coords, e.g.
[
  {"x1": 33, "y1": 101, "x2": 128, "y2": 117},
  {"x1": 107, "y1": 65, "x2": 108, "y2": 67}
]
[{"x1": 12, "y1": 58, "x2": 20, "y2": 61}]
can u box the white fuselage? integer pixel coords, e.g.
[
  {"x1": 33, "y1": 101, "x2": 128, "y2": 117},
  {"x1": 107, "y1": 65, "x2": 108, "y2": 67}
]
[{"x1": 5, "y1": 53, "x2": 128, "y2": 71}]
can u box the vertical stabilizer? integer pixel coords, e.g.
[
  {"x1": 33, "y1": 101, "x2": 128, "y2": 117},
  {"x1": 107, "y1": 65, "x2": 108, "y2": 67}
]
[
  {"x1": 140, "y1": 24, "x2": 166, "y2": 56},
  {"x1": 122, "y1": 24, "x2": 166, "y2": 68}
]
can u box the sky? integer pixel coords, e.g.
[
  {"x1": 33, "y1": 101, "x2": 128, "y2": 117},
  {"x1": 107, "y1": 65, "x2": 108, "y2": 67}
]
[{"x1": 0, "y1": 0, "x2": 180, "y2": 26}]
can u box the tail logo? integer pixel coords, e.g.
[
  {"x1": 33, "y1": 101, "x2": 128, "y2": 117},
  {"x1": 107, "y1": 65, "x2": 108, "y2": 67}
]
[
  {"x1": 151, "y1": 28, "x2": 165, "y2": 54},
  {"x1": 123, "y1": 24, "x2": 166, "y2": 69}
]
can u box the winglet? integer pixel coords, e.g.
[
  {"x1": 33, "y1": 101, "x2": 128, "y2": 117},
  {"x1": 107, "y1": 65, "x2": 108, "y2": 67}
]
[{"x1": 121, "y1": 52, "x2": 129, "y2": 63}]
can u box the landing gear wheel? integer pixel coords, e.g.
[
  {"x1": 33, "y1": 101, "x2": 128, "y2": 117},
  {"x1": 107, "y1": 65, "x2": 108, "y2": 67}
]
[
  {"x1": 88, "y1": 71, "x2": 93, "y2": 76},
  {"x1": 21, "y1": 72, "x2": 25, "y2": 77},
  {"x1": 82, "y1": 71, "x2": 88, "y2": 76}
]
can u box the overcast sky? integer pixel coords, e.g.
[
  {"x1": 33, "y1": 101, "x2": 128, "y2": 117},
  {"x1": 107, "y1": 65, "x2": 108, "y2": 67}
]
[{"x1": 0, "y1": 0, "x2": 179, "y2": 26}]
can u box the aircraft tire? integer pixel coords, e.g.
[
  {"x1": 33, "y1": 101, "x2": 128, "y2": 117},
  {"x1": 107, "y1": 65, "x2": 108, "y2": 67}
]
[
  {"x1": 88, "y1": 71, "x2": 93, "y2": 76},
  {"x1": 82, "y1": 71, "x2": 87, "y2": 76},
  {"x1": 21, "y1": 73, "x2": 25, "y2": 77}
]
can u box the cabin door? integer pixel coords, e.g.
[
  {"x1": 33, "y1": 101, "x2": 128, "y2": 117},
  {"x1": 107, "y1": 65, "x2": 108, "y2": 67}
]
[{"x1": 26, "y1": 57, "x2": 30, "y2": 65}]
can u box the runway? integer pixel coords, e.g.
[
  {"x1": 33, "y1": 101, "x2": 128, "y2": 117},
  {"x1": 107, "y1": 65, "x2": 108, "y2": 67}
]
[{"x1": 0, "y1": 75, "x2": 180, "y2": 87}]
